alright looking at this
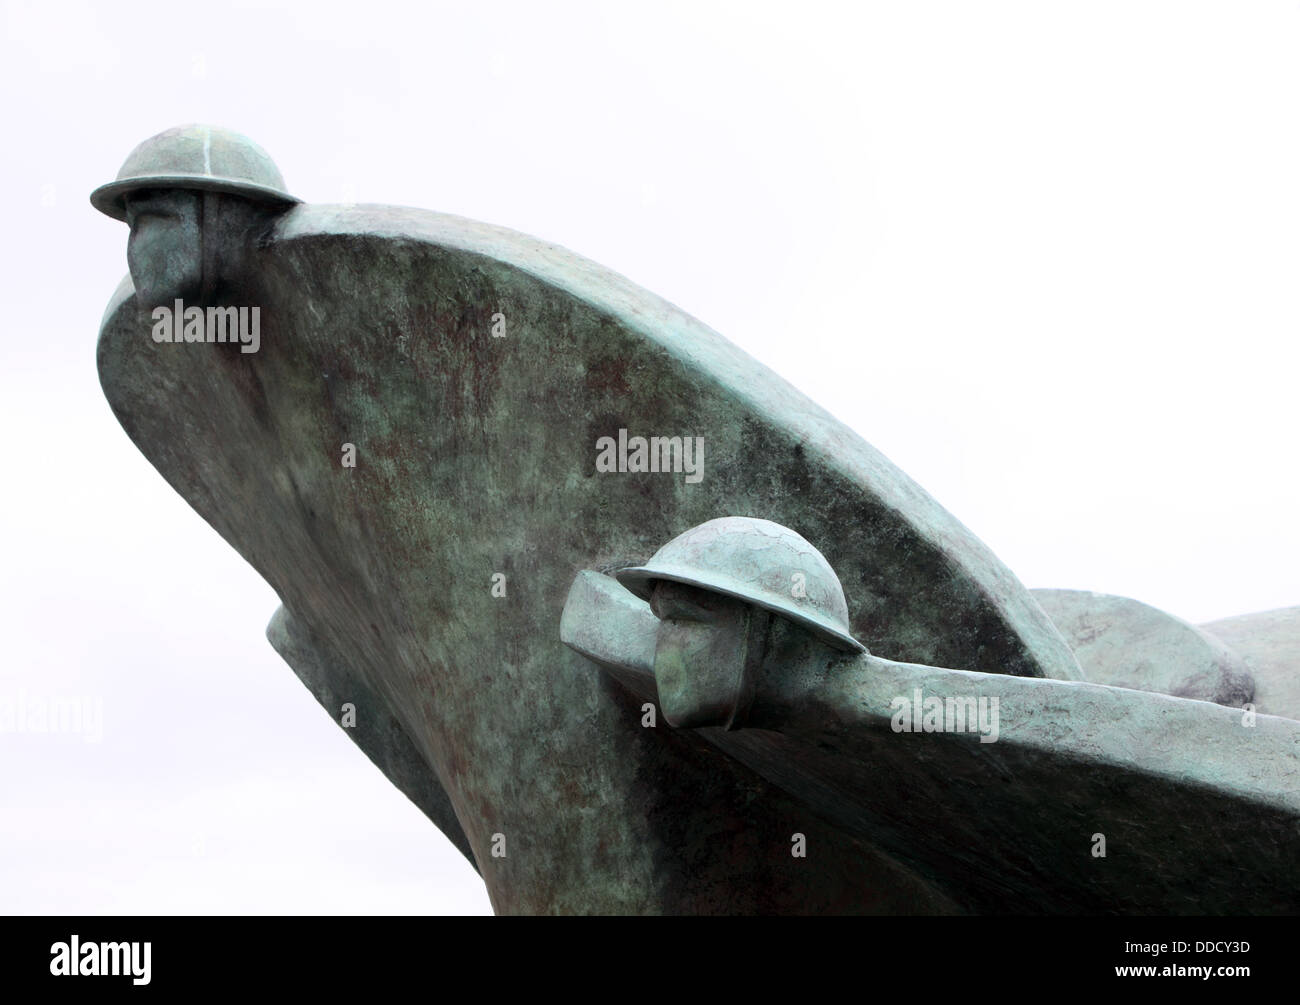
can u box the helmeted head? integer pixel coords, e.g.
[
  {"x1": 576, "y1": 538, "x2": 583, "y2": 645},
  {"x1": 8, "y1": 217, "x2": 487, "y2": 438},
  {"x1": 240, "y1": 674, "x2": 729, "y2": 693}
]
[
  {"x1": 90, "y1": 125, "x2": 299, "y2": 308},
  {"x1": 618, "y1": 517, "x2": 864, "y2": 730},
  {"x1": 617, "y1": 516, "x2": 865, "y2": 654}
]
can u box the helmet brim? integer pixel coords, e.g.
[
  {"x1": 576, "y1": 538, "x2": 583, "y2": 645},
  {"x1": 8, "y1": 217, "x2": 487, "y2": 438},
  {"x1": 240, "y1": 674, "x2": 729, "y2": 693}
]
[
  {"x1": 90, "y1": 175, "x2": 300, "y2": 222},
  {"x1": 616, "y1": 565, "x2": 867, "y2": 654}
]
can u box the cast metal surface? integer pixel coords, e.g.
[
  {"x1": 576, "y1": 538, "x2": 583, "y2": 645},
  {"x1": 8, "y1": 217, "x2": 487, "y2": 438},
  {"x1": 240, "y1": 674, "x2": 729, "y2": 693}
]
[{"x1": 91, "y1": 124, "x2": 1300, "y2": 914}]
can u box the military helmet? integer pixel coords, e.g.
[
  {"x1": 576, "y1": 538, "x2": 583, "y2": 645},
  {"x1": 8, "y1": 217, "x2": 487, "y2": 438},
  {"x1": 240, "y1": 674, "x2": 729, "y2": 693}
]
[
  {"x1": 90, "y1": 124, "x2": 299, "y2": 221},
  {"x1": 617, "y1": 516, "x2": 866, "y2": 653}
]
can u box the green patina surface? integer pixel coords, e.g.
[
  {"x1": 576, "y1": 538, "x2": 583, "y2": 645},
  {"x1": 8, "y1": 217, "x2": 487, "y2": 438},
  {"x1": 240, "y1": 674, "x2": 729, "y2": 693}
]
[
  {"x1": 95, "y1": 162, "x2": 1299, "y2": 911},
  {"x1": 97, "y1": 199, "x2": 1086, "y2": 912}
]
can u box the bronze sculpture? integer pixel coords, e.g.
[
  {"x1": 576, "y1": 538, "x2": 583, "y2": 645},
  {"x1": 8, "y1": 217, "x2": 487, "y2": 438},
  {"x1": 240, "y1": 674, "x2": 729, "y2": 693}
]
[{"x1": 92, "y1": 125, "x2": 1300, "y2": 913}]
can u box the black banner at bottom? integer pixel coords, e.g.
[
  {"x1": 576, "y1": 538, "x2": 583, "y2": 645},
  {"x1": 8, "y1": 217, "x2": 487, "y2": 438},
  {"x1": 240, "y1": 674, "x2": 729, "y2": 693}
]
[{"x1": 0, "y1": 914, "x2": 1280, "y2": 991}]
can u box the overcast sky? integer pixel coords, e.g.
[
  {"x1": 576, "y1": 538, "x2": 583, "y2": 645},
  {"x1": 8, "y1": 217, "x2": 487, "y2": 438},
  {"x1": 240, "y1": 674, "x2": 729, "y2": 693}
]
[{"x1": 3, "y1": 1, "x2": 1298, "y2": 914}]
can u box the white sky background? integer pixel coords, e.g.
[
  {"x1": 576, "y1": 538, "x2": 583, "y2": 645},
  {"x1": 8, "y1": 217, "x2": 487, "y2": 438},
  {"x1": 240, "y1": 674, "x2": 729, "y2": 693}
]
[{"x1": 1, "y1": 1, "x2": 1297, "y2": 914}]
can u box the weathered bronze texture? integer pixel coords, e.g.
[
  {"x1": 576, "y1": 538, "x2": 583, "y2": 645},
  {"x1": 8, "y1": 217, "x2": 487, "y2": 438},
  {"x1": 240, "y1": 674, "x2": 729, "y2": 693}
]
[{"x1": 92, "y1": 125, "x2": 1299, "y2": 914}]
